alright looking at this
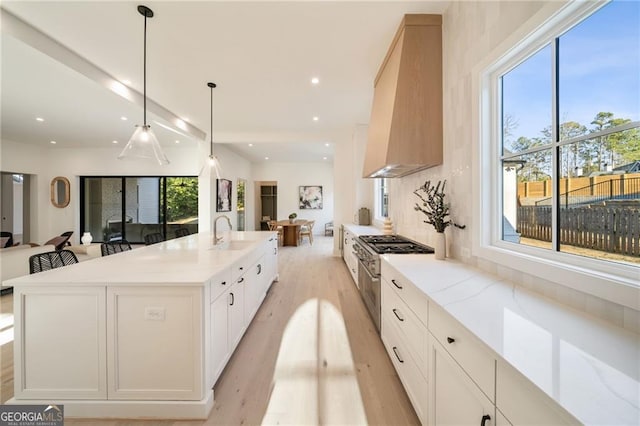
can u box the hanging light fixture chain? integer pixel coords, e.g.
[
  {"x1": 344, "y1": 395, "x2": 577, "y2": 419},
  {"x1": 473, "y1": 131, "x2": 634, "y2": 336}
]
[{"x1": 208, "y1": 82, "x2": 217, "y2": 157}]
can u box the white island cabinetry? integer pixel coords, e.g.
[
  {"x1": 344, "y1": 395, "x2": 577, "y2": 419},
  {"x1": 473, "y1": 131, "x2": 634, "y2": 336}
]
[{"x1": 7, "y1": 231, "x2": 278, "y2": 420}]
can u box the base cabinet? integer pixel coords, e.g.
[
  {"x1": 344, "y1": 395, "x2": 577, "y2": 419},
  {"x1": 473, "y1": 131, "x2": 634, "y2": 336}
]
[
  {"x1": 430, "y1": 337, "x2": 495, "y2": 426},
  {"x1": 342, "y1": 229, "x2": 358, "y2": 285},
  {"x1": 210, "y1": 291, "x2": 229, "y2": 383},
  {"x1": 14, "y1": 287, "x2": 107, "y2": 399},
  {"x1": 106, "y1": 286, "x2": 203, "y2": 400}
]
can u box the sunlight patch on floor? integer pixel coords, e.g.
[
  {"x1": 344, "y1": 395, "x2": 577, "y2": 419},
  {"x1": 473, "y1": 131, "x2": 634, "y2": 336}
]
[
  {"x1": 0, "y1": 312, "x2": 14, "y2": 346},
  {"x1": 262, "y1": 298, "x2": 367, "y2": 425}
]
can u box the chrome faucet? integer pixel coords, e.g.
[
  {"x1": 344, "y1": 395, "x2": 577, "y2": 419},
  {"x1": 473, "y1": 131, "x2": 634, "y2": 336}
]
[{"x1": 213, "y1": 215, "x2": 232, "y2": 245}]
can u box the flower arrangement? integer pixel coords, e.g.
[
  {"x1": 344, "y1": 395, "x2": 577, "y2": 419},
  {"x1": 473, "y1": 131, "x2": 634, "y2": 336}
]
[{"x1": 413, "y1": 180, "x2": 465, "y2": 233}]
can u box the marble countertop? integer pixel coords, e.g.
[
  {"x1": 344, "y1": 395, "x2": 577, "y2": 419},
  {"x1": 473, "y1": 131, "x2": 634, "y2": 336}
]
[
  {"x1": 342, "y1": 224, "x2": 383, "y2": 236},
  {"x1": 5, "y1": 231, "x2": 274, "y2": 287},
  {"x1": 381, "y1": 254, "x2": 640, "y2": 426}
]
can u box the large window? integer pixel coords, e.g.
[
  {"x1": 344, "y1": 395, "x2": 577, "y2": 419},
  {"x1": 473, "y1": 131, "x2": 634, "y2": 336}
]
[
  {"x1": 498, "y1": 0, "x2": 639, "y2": 268},
  {"x1": 80, "y1": 176, "x2": 198, "y2": 244}
]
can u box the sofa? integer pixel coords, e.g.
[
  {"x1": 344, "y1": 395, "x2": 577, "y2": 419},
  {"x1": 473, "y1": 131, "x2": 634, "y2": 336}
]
[{"x1": 0, "y1": 244, "x2": 55, "y2": 293}]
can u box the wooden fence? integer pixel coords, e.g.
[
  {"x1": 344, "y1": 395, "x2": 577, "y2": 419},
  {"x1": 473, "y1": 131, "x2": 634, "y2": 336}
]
[{"x1": 517, "y1": 206, "x2": 640, "y2": 257}]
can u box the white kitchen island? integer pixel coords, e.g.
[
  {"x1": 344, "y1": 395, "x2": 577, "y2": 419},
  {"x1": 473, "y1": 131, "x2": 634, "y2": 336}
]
[{"x1": 5, "y1": 231, "x2": 279, "y2": 419}]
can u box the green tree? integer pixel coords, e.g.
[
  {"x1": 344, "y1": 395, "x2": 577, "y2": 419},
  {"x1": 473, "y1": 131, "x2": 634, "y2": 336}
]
[{"x1": 166, "y1": 178, "x2": 198, "y2": 222}]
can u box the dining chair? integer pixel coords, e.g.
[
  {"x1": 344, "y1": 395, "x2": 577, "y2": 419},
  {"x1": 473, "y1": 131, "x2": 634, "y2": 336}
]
[
  {"x1": 29, "y1": 249, "x2": 79, "y2": 274},
  {"x1": 101, "y1": 240, "x2": 133, "y2": 256},
  {"x1": 144, "y1": 232, "x2": 164, "y2": 245},
  {"x1": 324, "y1": 221, "x2": 334, "y2": 236},
  {"x1": 267, "y1": 220, "x2": 283, "y2": 245},
  {"x1": 299, "y1": 220, "x2": 315, "y2": 245}
]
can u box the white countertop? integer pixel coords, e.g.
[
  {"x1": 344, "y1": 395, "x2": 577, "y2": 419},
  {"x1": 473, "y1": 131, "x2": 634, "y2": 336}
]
[
  {"x1": 382, "y1": 254, "x2": 640, "y2": 426},
  {"x1": 5, "y1": 231, "x2": 273, "y2": 287},
  {"x1": 342, "y1": 224, "x2": 383, "y2": 236}
]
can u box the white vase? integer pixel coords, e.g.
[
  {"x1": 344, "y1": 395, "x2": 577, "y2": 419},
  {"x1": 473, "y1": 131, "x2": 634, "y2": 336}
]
[
  {"x1": 383, "y1": 217, "x2": 393, "y2": 235},
  {"x1": 434, "y1": 232, "x2": 446, "y2": 260},
  {"x1": 81, "y1": 232, "x2": 93, "y2": 245}
]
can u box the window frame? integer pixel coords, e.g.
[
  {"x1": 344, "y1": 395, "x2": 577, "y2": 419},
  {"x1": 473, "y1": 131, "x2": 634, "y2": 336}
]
[
  {"x1": 374, "y1": 178, "x2": 388, "y2": 220},
  {"x1": 473, "y1": 0, "x2": 640, "y2": 310}
]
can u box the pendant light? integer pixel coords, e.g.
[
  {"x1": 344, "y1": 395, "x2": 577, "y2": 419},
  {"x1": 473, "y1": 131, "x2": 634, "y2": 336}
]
[
  {"x1": 207, "y1": 82, "x2": 223, "y2": 179},
  {"x1": 118, "y1": 5, "x2": 169, "y2": 165}
]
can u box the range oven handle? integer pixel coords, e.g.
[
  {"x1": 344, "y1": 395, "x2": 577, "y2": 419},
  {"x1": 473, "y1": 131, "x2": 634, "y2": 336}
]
[{"x1": 358, "y1": 258, "x2": 379, "y2": 282}]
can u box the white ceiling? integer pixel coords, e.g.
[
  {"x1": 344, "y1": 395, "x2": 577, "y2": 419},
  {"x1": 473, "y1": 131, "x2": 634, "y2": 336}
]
[{"x1": 1, "y1": 1, "x2": 449, "y2": 163}]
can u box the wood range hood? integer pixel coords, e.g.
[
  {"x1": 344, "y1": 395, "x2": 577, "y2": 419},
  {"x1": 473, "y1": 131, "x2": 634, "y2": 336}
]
[{"x1": 363, "y1": 14, "x2": 443, "y2": 178}]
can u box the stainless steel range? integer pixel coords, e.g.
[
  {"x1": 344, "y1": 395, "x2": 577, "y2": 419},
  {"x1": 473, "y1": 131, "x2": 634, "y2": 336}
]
[{"x1": 353, "y1": 235, "x2": 433, "y2": 332}]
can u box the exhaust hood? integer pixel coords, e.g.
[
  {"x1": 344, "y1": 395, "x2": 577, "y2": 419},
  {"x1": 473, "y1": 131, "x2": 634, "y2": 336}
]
[{"x1": 363, "y1": 15, "x2": 443, "y2": 179}]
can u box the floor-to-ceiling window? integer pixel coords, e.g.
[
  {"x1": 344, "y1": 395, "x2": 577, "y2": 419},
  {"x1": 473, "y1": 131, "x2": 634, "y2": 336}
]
[{"x1": 80, "y1": 176, "x2": 198, "y2": 244}]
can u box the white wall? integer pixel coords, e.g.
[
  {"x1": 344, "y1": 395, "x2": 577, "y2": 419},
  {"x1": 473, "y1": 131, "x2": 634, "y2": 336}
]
[
  {"x1": 0, "y1": 138, "x2": 253, "y2": 244},
  {"x1": 252, "y1": 161, "x2": 334, "y2": 235}
]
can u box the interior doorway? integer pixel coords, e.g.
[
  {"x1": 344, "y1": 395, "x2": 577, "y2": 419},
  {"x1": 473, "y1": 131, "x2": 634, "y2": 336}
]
[
  {"x1": 0, "y1": 173, "x2": 29, "y2": 245},
  {"x1": 255, "y1": 181, "x2": 277, "y2": 231}
]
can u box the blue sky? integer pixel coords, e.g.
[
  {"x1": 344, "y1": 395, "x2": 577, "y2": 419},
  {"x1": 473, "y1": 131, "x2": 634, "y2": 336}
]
[{"x1": 502, "y1": 0, "x2": 639, "y2": 147}]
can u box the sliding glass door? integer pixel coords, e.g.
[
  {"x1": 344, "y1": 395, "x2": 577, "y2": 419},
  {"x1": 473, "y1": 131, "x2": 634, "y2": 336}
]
[{"x1": 80, "y1": 176, "x2": 197, "y2": 244}]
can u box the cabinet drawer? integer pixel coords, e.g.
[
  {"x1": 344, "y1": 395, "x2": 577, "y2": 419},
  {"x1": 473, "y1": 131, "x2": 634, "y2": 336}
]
[
  {"x1": 429, "y1": 302, "x2": 495, "y2": 401},
  {"x1": 231, "y1": 250, "x2": 261, "y2": 282},
  {"x1": 381, "y1": 262, "x2": 427, "y2": 326},
  {"x1": 381, "y1": 314, "x2": 427, "y2": 424},
  {"x1": 382, "y1": 278, "x2": 427, "y2": 379},
  {"x1": 211, "y1": 269, "x2": 232, "y2": 302}
]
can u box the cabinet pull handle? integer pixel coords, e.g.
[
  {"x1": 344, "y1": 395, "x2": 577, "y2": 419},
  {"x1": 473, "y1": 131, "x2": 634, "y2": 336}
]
[
  {"x1": 257, "y1": 264, "x2": 262, "y2": 275},
  {"x1": 392, "y1": 346, "x2": 404, "y2": 363},
  {"x1": 238, "y1": 277, "x2": 244, "y2": 283},
  {"x1": 447, "y1": 337, "x2": 455, "y2": 344},
  {"x1": 274, "y1": 248, "x2": 277, "y2": 255},
  {"x1": 480, "y1": 414, "x2": 491, "y2": 426},
  {"x1": 221, "y1": 281, "x2": 227, "y2": 286},
  {"x1": 230, "y1": 292, "x2": 235, "y2": 306},
  {"x1": 391, "y1": 279, "x2": 402, "y2": 289},
  {"x1": 239, "y1": 266, "x2": 244, "y2": 271},
  {"x1": 392, "y1": 308, "x2": 404, "y2": 322}
]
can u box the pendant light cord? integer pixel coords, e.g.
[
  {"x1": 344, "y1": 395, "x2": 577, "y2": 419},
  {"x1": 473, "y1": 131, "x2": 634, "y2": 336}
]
[
  {"x1": 208, "y1": 82, "x2": 216, "y2": 157},
  {"x1": 143, "y1": 12, "x2": 147, "y2": 126}
]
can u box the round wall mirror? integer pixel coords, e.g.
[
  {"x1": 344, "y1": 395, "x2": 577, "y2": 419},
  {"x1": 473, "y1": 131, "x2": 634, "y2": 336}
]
[{"x1": 51, "y1": 176, "x2": 70, "y2": 208}]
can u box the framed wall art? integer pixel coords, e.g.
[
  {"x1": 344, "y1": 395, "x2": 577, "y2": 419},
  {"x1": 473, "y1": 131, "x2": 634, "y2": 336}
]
[
  {"x1": 299, "y1": 185, "x2": 323, "y2": 209},
  {"x1": 216, "y1": 178, "x2": 232, "y2": 212}
]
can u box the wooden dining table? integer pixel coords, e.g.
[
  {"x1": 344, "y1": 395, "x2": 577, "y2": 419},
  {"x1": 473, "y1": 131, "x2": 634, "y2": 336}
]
[{"x1": 275, "y1": 220, "x2": 309, "y2": 246}]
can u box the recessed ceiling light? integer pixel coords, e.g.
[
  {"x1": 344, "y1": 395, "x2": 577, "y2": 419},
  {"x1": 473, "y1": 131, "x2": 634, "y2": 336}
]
[
  {"x1": 248, "y1": 143, "x2": 254, "y2": 147},
  {"x1": 175, "y1": 140, "x2": 180, "y2": 144},
  {"x1": 112, "y1": 140, "x2": 119, "y2": 144},
  {"x1": 265, "y1": 157, "x2": 269, "y2": 160},
  {"x1": 36, "y1": 117, "x2": 44, "y2": 122},
  {"x1": 323, "y1": 157, "x2": 327, "y2": 160},
  {"x1": 313, "y1": 116, "x2": 319, "y2": 121},
  {"x1": 122, "y1": 79, "x2": 131, "y2": 85},
  {"x1": 325, "y1": 143, "x2": 330, "y2": 147},
  {"x1": 50, "y1": 140, "x2": 57, "y2": 144},
  {"x1": 120, "y1": 116, "x2": 128, "y2": 121},
  {"x1": 311, "y1": 77, "x2": 320, "y2": 85}
]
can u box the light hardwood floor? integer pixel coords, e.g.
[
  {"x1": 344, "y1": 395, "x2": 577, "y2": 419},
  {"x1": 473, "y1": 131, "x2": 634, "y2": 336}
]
[{"x1": 0, "y1": 235, "x2": 419, "y2": 425}]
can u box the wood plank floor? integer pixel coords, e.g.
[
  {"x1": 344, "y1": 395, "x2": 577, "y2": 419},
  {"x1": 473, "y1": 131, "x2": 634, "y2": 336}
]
[{"x1": 0, "y1": 235, "x2": 419, "y2": 425}]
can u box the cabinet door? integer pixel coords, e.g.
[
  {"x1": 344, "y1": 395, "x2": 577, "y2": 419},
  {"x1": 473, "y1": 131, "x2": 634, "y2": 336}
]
[
  {"x1": 15, "y1": 286, "x2": 107, "y2": 399},
  {"x1": 431, "y1": 338, "x2": 495, "y2": 426},
  {"x1": 210, "y1": 292, "x2": 229, "y2": 384},
  {"x1": 107, "y1": 286, "x2": 203, "y2": 400},
  {"x1": 244, "y1": 259, "x2": 264, "y2": 325},
  {"x1": 266, "y1": 236, "x2": 278, "y2": 288},
  {"x1": 228, "y1": 281, "x2": 245, "y2": 352}
]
